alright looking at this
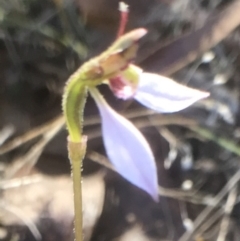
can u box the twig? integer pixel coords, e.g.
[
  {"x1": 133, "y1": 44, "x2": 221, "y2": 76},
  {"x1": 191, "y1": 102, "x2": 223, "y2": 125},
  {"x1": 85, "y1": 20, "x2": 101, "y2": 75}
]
[
  {"x1": 178, "y1": 169, "x2": 240, "y2": 241},
  {"x1": 0, "y1": 125, "x2": 15, "y2": 146},
  {"x1": 0, "y1": 201, "x2": 41, "y2": 241},
  {"x1": 198, "y1": 208, "x2": 223, "y2": 236},
  {"x1": 5, "y1": 119, "x2": 64, "y2": 178},
  {"x1": 0, "y1": 175, "x2": 42, "y2": 190},
  {"x1": 0, "y1": 115, "x2": 65, "y2": 155},
  {"x1": 216, "y1": 185, "x2": 238, "y2": 241}
]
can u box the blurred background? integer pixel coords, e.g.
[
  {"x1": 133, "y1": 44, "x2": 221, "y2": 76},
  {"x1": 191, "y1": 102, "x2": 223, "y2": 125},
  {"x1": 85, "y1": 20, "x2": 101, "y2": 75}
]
[{"x1": 0, "y1": 0, "x2": 240, "y2": 240}]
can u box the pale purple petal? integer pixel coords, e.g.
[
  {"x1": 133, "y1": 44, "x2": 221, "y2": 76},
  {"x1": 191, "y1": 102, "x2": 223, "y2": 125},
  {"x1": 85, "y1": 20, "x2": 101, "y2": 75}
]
[
  {"x1": 134, "y1": 73, "x2": 210, "y2": 113},
  {"x1": 90, "y1": 88, "x2": 159, "y2": 201}
]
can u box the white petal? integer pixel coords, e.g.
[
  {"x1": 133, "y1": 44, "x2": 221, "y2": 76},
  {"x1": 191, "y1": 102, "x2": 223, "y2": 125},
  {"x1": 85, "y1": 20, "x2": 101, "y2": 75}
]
[
  {"x1": 90, "y1": 88, "x2": 159, "y2": 201},
  {"x1": 134, "y1": 73, "x2": 210, "y2": 113}
]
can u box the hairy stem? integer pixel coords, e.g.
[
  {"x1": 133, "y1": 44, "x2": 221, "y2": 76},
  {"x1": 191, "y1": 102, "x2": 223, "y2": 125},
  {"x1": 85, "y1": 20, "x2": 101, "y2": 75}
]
[
  {"x1": 68, "y1": 138, "x2": 87, "y2": 241},
  {"x1": 63, "y1": 70, "x2": 88, "y2": 241},
  {"x1": 63, "y1": 71, "x2": 87, "y2": 143}
]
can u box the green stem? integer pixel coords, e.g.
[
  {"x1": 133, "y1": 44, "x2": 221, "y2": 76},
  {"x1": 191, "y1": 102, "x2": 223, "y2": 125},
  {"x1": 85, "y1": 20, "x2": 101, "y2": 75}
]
[
  {"x1": 63, "y1": 70, "x2": 89, "y2": 241},
  {"x1": 68, "y1": 138, "x2": 87, "y2": 241},
  {"x1": 63, "y1": 71, "x2": 87, "y2": 143}
]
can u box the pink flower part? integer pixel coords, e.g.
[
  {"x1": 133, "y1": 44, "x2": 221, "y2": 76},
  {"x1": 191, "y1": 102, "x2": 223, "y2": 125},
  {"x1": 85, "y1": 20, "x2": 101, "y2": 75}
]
[
  {"x1": 109, "y1": 76, "x2": 136, "y2": 100},
  {"x1": 90, "y1": 88, "x2": 159, "y2": 201},
  {"x1": 134, "y1": 73, "x2": 210, "y2": 113}
]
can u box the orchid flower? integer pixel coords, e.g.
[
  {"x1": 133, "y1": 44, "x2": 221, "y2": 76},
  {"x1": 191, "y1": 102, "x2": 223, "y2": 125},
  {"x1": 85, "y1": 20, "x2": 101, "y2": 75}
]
[
  {"x1": 91, "y1": 30, "x2": 209, "y2": 201},
  {"x1": 62, "y1": 18, "x2": 211, "y2": 241},
  {"x1": 90, "y1": 65, "x2": 209, "y2": 201},
  {"x1": 63, "y1": 28, "x2": 210, "y2": 203}
]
